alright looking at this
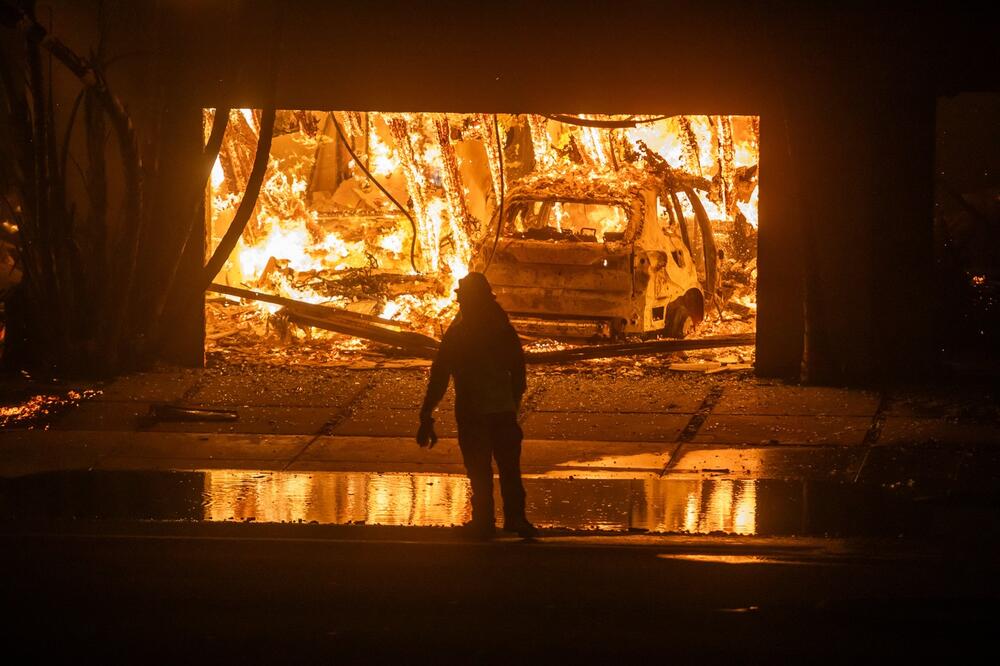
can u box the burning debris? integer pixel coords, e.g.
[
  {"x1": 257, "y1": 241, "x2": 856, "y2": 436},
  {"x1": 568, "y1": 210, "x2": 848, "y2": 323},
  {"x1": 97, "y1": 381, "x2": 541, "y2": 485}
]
[
  {"x1": 0, "y1": 388, "x2": 101, "y2": 429},
  {"x1": 206, "y1": 111, "x2": 759, "y2": 360}
]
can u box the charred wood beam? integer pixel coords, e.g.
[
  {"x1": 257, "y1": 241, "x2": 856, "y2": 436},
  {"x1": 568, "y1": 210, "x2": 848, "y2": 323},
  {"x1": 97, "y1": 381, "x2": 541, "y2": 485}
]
[
  {"x1": 197, "y1": 108, "x2": 276, "y2": 293},
  {"x1": 527, "y1": 114, "x2": 552, "y2": 169},
  {"x1": 678, "y1": 116, "x2": 702, "y2": 177},
  {"x1": 208, "y1": 282, "x2": 439, "y2": 355},
  {"x1": 524, "y1": 333, "x2": 755, "y2": 364},
  {"x1": 484, "y1": 114, "x2": 506, "y2": 270},
  {"x1": 718, "y1": 116, "x2": 736, "y2": 217},
  {"x1": 149, "y1": 404, "x2": 238, "y2": 423},
  {"x1": 724, "y1": 299, "x2": 754, "y2": 318},
  {"x1": 218, "y1": 110, "x2": 258, "y2": 205},
  {"x1": 434, "y1": 115, "x2": 473, "y2": 233},
  {"x1": 285, "y1": 311, "x2": 440, "y2": 358},
  {"x1": 633, "y1": 141, "x2": 712, "y2": 192},
  {"x1": 477, "y1": 113, "x2": 504, "y2": 209},
  {"x1": 541, "y1": 114, "x2": 671, "y2": 129},
  {"x1": 330, "y1": 112, "x2": 419, "y2": 272},
  {"x1": 208, "y1": 282, "x2": 414, "y2": 330},
  {"x1": 210, "y1": 283, "x2": 751, "y2": 362}
]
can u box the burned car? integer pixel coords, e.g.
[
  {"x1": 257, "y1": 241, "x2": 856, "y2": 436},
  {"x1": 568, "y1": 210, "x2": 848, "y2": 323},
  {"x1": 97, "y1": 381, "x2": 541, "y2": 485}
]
[{"x1": 470, "y1": 173, "x2": 708, "y2": 340}]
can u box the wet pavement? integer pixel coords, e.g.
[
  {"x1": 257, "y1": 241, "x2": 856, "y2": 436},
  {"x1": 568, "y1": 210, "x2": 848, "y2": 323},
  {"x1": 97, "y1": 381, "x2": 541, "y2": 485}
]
[
  {"x1": 7, "y1": 364, "x2": 999, "y2": 448},
  {"x1": 3, "y1": 465, "x2": 998, "y2": 541},
  {"x1": 2, "y1": 366, "x2": 999, "y2": 660},
  {"x1": 2, "y1": 364, "x2": 998, "y2": 537}
]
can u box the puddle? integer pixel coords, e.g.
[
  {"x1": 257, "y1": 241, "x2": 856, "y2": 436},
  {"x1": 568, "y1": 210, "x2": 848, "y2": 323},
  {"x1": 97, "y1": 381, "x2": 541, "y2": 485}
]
[
  {"x1": 657, "y1": 554, "x2": 819, "y2": 565},
  {"x1": 0, "y1": 469, "x2": 972, "y2": 537}
]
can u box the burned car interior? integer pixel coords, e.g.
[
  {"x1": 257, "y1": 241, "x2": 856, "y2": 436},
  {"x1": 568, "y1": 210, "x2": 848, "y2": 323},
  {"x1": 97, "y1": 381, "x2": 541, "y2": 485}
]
[{"x1": 503, "y1": 199, "x2": 630, "y2": 243}]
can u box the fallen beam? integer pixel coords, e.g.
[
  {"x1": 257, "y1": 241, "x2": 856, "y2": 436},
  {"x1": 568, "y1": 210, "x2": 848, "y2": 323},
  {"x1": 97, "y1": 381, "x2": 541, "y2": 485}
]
[
  {"x1": 209, "y1": 282, "x2": 440, "y2": 356},
  {"x1": 209, "y1": 282, "x2": 752, "y2": 363},
  {"x1": 524, "y1": 333, "x2": 755, "y2": 364},
  {"x1": 285, "y1": 311, "x2": 439, "y2": 357},
  {"x1": 208, "y1": 283, "x2": 410, "y2": 329}
]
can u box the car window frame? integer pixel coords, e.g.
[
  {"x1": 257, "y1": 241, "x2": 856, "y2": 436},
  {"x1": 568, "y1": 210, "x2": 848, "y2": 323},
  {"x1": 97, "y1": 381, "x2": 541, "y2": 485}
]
[{"x1": 499, "y1": 195, "x2": 638, "y2": 243}]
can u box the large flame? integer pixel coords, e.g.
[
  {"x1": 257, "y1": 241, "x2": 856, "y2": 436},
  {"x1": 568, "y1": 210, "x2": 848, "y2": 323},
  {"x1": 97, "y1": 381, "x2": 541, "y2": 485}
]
[{"x1": 207, "y1": 110, "x2": 759, "y2": 346}]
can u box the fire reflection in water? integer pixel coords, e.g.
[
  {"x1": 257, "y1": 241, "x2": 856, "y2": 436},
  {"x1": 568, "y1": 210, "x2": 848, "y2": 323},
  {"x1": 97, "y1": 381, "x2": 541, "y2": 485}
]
[
  {"x1": 640, "y1": 479, "x2": 757, "y2": 535},
  {"x1": 203, "y1": 471, "x2": 758, "y2": 534},
  {"x1": 204, "y1": 471, "x2": 470, "y2": 526}
]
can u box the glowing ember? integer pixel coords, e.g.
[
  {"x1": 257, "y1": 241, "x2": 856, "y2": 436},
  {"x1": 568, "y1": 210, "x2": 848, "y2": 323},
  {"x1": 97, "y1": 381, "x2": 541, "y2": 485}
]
[{"x1": 0, "y1": 389, "x2": 102, "y2": 428}]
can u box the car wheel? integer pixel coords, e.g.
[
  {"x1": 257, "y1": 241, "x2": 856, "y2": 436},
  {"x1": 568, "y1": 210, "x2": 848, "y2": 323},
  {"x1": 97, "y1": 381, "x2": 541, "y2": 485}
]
[{"x1": 665, "y1": 304, "x2": 695, "y2": 338}]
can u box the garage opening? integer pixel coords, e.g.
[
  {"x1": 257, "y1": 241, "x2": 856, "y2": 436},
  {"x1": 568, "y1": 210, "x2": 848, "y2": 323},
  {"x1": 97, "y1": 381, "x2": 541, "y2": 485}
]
[{"x1": 204, "y1": 111, "x2": 758, "y2": 366}]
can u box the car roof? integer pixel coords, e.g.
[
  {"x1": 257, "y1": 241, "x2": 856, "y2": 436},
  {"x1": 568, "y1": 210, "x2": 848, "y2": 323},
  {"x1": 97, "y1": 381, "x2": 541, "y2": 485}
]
[{"x1": 506, "y1": 167, "x2": 660, "y2": 203}]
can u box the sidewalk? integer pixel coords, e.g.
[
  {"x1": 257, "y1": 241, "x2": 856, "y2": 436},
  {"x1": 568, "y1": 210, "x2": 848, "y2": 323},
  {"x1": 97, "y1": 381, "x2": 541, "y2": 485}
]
[{"x1": 2, "y1": 365, "x2": 998, "y2": 484}]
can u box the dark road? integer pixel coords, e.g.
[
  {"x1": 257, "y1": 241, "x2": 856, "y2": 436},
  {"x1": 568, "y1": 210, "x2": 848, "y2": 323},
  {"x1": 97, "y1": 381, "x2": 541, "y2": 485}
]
[{"x1": 5, "y1": 521, "x2": 998, "y2": 662}]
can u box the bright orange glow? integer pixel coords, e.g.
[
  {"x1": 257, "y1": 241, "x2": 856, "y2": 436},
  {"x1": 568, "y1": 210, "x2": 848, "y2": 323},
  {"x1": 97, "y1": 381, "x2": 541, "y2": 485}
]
[
  {"x1": 201, "y1": 469, "x2": 759, "y2": 534},
  {"x1": 0, "y1": 389, "x2": 102, "y2": 428},
  {"x1": 644, "y1": 478, "x2": 758, "y2": 535},
  {"x1": 206, "y1": 110, "x2": 759, "y2": 344}
]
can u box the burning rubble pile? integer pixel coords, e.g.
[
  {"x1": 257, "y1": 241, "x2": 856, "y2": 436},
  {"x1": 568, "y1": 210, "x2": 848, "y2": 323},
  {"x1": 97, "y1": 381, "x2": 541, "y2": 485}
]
[{"x1": 206, "y1": 111, "x2": 759, "y2": 365}]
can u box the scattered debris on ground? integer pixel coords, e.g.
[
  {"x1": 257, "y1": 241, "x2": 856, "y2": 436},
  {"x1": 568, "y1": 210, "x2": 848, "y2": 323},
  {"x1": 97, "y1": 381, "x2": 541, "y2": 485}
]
[
  {"x1": 0, "y1": 387, "x2": 102, "y2": 429},
  {"x1": 207, "y1": 296, "x2": 756, "y2": 371},
  {"x1": 147, "y1": 404, "x2": 239, "y2": 423}
]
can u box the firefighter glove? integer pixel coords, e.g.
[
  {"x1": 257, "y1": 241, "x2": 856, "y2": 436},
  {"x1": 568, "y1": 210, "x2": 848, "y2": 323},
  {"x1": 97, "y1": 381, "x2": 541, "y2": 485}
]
[{"x1": 416, "y1": 412, "x2": 438, "y2": 448}]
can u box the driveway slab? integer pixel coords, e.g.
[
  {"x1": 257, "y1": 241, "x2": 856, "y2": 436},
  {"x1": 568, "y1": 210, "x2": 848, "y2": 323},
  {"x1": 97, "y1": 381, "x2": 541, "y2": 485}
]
[
  {"x1": 714, "y1": 385, "x2": 880, "y2": 416},
  {"x1": 521, "y1": 412, "x2": 689, "y2": 442},
  {"x1": 332, "y1": 409, "x2": 458, "y2": 438},
  {"x1": 877, "y1": 417, "x2": 1000, "y2": 446},
  {"x1": 356, "y1": 372, "x2": 450, "y2": 410},
  {"x1": 51, "y1": 400, "x2": 151, "y2": 431},
  {"x1": 298, "y1": 436, "x2": 671, "y2": 473},
  {"x1": 694, "y1": 415, "x2": 872, "y2": 446},
  {"x1": 533, "y1": 375, "x2": 705, "y2": 413},
  {"x1": 98, "y1": 432, "x2": 312, "y2": 462},
  {"x1": 298, "y1": 436, "x2": 464, "y2": 467},
  {"x1": 95, "y1": 371, "x2": 201, "y2": 403},
  {"x1": 149, "y1": 407, "x2": 336, "y2": 435},
  {"x1": 52, "y1": 401, "x2": 337, "y2": 436},
  {"x1": 187, "y1": 368, "x2": 369, "y2": 407},
  {"x1": 521, "y1": 440, "x2": 670, "y2": 471},
  {"x1": 665, "y1": 444, "x2": 866, "y2": 480}
]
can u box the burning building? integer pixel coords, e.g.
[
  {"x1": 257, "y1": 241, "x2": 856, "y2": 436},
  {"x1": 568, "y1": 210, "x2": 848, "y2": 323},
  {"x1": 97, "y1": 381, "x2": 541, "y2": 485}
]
[
  {"x1": 205, "y1": 110, "x2": 759, "y2": 358},
  {"x1": 2, "y1": 1, "x2": 995, "y2": 384}
]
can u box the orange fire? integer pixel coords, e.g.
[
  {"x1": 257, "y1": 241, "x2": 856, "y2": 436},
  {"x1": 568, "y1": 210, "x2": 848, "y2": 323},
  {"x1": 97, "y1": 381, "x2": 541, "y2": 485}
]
[{"x1": 206, "y1": 111, "x2": 759, "y2": 342}]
